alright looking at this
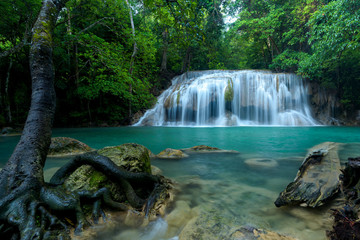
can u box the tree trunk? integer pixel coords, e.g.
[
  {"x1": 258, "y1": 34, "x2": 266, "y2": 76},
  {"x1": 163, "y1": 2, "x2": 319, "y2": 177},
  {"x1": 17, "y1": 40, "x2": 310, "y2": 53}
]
[
  {"x1": 0, "y1": 1, "x2": 66, "y2": 238},
  {"x1": 181, "y1": 46, "x2": 191, "y2": 73},
  {"x1": 0, "y1": 1, "x2": 163, "y2": 239},
  {"x1": 161, "y1": 29, "x2": 169, "y2": 72},
  {"x1": 5, "y1": 59, "x2": 13, "y2": 123},
  {"x1": 125, "y1": 0, "x2": 137, "y2": 119}
]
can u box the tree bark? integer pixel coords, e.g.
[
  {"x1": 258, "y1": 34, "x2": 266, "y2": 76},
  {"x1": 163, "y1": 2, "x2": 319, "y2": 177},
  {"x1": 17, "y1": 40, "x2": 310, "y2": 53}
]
[
  {"x1": 181, "y1": 46, "x2": 191, "y2": 73},
  {"x1": 5, "y1": 59, "x2": 13, "y2": 123},
  {"x1": 0, "y1": 1, "x2": 66, "y2": 238},
  {"x1": 0, "y1": 1, "x2": 164, "y2": 238},
  {"x1": 125, "y1": 0, "x2": 137, "y2": 119},
  {"x1": 161, "y1": 29, "x2": 169, "y2": 72}
]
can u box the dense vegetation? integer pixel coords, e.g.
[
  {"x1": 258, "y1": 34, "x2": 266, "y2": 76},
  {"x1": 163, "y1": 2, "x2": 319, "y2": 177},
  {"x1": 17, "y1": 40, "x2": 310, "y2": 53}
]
[{"x1": 0, "y1": 0, "x2": 359, "y2": 127}]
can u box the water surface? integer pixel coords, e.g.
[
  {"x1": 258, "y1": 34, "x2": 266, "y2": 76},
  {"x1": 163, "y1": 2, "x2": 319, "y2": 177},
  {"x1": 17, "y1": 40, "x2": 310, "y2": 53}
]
[{"x1": 1, "y1": 126, "x2": 360, "y2": 239}]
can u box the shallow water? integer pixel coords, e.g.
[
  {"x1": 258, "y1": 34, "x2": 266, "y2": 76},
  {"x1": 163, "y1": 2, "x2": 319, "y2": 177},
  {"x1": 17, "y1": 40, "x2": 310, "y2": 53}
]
[{"x1": 1, "y1": 126, "x2": 360, "y2": 239}]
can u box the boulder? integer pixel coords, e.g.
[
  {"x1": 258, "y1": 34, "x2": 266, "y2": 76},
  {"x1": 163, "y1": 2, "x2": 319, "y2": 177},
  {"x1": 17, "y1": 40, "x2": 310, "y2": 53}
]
[
  {"x1": 48, "y1": 137, "x2": 93, "y2": 156},
  {"x1": 157, "y1": 148, "x2": 189, "y2": 159},
  {"x1": 1, "y1": 127, "x2": 14, "y2": 134},
  {"x1": 275, "y1": 142, "x2": 342, "y2": 208},
  {"x1": 64, "y1": 143, "x2": 152, "y2": 195},
  {"x1": 97, "y1": 143, "x2": 152, "y2": 174},
  {"x1": 1, "y1": 127, "x2": 21, "y2": 136},
  {"x1": 63, "y1": 143, "x2": 174, "y2": 217}
]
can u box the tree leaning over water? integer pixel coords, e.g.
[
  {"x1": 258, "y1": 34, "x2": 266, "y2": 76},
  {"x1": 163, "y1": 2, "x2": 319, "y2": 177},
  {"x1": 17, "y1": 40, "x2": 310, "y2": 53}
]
[{"x1": 0, "y1": 1, "x2": 161, "y2": 239}]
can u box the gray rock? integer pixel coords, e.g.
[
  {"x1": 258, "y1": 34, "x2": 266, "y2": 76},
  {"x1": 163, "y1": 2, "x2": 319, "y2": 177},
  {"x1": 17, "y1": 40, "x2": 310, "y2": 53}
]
[
  {"x1": 48, "y1": 137, "x2": 93, "y2": 156},
  {"x1": 275, "y1": 142, "x2": 342, "y2": 207}
]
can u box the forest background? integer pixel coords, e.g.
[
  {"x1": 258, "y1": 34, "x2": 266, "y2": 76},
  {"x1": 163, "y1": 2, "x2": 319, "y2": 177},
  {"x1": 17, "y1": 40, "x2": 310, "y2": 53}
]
[{"x1": 0, "y1": 0, "x2": 359, "y2": 127}]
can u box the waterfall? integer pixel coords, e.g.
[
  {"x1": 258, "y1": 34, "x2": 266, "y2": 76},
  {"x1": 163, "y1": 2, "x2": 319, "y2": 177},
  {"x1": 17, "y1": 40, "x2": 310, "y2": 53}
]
[{"x1": 134, "y1": 70, "x2": 318, "y2": 126}]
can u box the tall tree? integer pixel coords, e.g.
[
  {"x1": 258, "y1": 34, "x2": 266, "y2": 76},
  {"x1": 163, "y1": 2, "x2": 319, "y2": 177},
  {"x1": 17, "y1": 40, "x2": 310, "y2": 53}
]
[{"x1": 0, "y1": 1, "x2": 161, "y2": 239}]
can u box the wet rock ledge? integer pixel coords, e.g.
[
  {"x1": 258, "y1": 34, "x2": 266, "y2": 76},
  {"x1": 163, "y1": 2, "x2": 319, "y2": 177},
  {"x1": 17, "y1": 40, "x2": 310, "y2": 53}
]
[{"x1": 275, "y1": 142, "x2": 342, "y2": 208}]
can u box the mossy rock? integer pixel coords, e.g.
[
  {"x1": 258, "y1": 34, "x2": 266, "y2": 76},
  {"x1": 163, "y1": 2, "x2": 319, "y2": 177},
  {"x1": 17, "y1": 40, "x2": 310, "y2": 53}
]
[
  {"x1": 224, "y1": 78, "x2": 234, "y2": 102},
  {"x1": 157, "y1": 148, "x2": 188, "y2": 159},
  {"x1": 64, "y1": 143, "x2": 153, "y2": 202},
  {"x1": 98, "y1": 143, "x2": 152, "y2": 174},
  {"x1": 48, "y1": 137, "x2": 92, "y2": 156}
]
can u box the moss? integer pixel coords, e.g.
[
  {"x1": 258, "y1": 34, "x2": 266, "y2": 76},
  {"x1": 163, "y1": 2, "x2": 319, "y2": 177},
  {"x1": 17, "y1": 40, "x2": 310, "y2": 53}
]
[
  {"x1": 224, "y1": 78, "x2": 234, "y2": 102},
  {"x1": 98, "y1": 143, "x2": 152, "y2": 174},
  {"x1": 89, "y1": 171, "x2": 107, "y2": 188},
  {"x1": 176, "y1": 91, "x2": 181, "y2": 105},
  {"x1": 32, "y1": 2, "x2": 57, "y2": 47}
]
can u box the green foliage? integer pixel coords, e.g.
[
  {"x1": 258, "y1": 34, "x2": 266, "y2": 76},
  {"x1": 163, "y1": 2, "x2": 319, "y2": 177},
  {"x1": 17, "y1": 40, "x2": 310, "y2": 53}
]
[
  {"x1": 2, "y1": 0, "x2": 360, "y2": 125},
  {"x1": 225, "y1": 0, "x2": 360, "y2": 110}
]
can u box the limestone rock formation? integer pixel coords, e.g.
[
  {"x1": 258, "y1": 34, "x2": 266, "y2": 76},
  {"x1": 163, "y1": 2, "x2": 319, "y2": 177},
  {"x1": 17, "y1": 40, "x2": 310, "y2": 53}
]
[{"x1": 275, "y1": 142, "x2": 342, "y2": 207}]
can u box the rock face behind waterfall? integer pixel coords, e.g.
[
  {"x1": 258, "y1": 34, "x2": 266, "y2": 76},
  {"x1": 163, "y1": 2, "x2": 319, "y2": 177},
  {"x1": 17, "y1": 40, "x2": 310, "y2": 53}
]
[
  {"x1": 134, "y1": 70, "x2": 318, "y2": 126},
  {"x1": 275, "y1": 142, "x2": 342, "y2": 208}
]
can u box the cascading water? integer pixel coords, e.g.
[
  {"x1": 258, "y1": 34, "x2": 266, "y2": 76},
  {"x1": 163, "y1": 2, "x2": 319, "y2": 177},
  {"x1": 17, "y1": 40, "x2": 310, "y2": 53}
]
[{"x1": 134, "y1": 70, "x2": 318, "y2": 126}]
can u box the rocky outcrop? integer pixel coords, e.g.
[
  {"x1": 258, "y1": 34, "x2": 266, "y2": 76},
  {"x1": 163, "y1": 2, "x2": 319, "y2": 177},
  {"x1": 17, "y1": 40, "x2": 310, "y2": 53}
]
[
  {"x1": 308, "y1": 82, "x2": 341, "y2": 125},
  {"x1": 1, "y1": 127, "x2": 21, "y2": 136},
  {"x1": 275, "y1": 142, "x2": 342, "y2": 208},
  {"x1": 157, "y1": 148, "x2": 189, "y2": 159},
  {"x1": 48, "y1": 137, "x2": 93, "y2": 156},
  {"x1": 327, "y1": 156, "x2": 360, "y2": 240}
]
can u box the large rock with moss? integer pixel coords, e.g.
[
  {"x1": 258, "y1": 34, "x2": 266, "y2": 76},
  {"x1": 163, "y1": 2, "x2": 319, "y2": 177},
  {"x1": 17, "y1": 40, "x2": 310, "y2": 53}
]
[
  {"x1": 48, "y1": 137, "x2": 93, "y2": 156},
  {"x1": 64, "y1": 143, "x2": 153, "y2": 202},
  {"x1": 275, "y1": 142, "x2": 342, "y2": 208}
]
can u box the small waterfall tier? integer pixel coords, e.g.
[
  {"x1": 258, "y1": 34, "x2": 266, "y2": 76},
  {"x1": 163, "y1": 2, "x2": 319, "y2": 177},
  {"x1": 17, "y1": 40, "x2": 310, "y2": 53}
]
[{"x1": 134, "y1": 70, "x2": 318, "y2": 126}]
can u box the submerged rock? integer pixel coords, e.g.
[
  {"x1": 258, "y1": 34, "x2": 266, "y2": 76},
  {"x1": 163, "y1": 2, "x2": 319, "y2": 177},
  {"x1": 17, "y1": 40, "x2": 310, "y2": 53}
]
[
  {"x1": 275, "y1": 142, "x2": 342, "y2": 208},
  {"x1": 182, "y1": 145, "x2": 239, "y2": 153},
  {"x1": 244, "y1": 158, "x2": 278, "y2": 168},
  {"x1": 48, "y1": 137, "x2": 93, "y2": 156},
  {"x1": 157, "y1": 148, "x2": 189, "y2": 159},
  {"x1": 230, "y1": 226, "x2": 297, "y2": 240},
  {"x1": 178, "y1": 210, "x2": 295, "y2": 240}
]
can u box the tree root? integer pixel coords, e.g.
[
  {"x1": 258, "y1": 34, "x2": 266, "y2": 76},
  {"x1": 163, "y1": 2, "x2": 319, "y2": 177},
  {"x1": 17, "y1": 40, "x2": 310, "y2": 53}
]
[{"x1": 0, "y1": 152, "x2": 164, "y2": 239}]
